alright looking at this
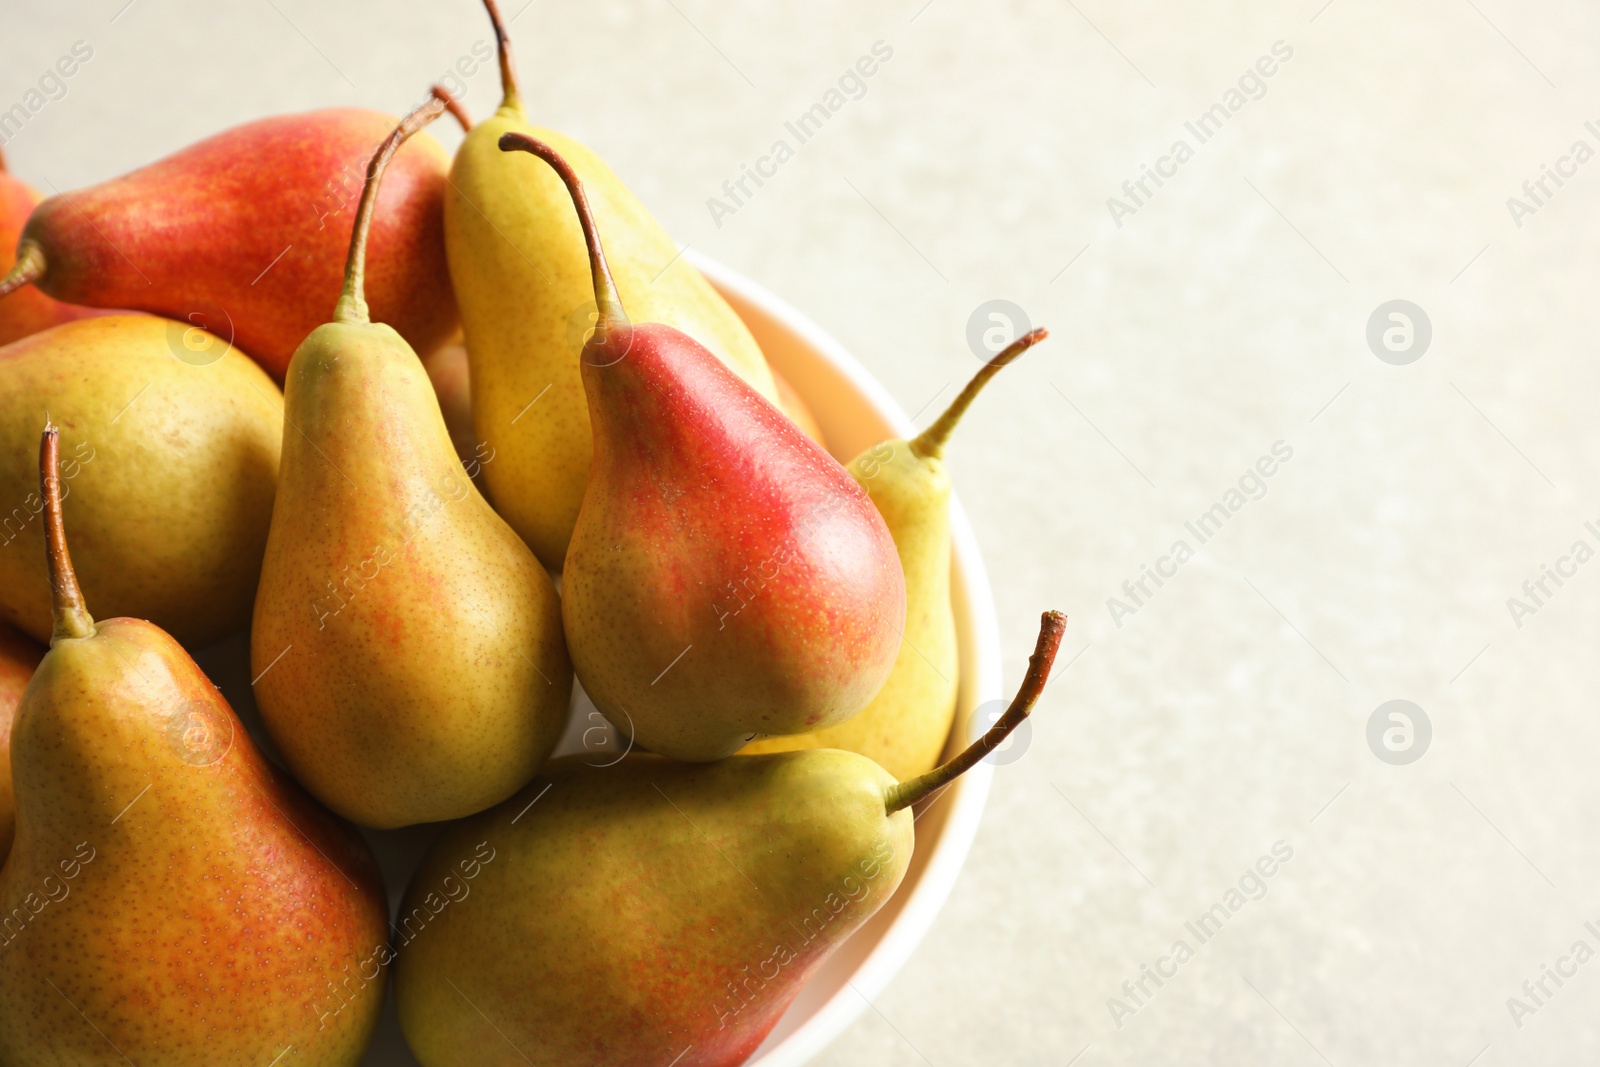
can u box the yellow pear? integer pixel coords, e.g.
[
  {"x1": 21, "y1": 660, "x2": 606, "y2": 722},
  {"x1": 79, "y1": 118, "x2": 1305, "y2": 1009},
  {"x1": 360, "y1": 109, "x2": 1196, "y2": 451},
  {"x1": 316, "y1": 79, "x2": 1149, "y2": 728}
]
[
  {"x1": 744, "y1": 328, "x2": 1047, "y2": 779},
  {"x1": 251, "y1": 96, "x2": 571, "y2": 829},
  {"x1": 0, "y1": 314, "x2": 281, "y2": 648},
  {"x1": 447, "y1": 0, "x2": 779, "y2": 567}
]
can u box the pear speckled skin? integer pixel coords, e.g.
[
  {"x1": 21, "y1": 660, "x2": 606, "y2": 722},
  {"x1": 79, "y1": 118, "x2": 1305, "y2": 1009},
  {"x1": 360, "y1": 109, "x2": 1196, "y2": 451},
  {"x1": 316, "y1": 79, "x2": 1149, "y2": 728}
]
[
  {"x1": 772, "y1": 368, "x2": 828, "y2": 447},
  {"x1": 0, "y1": 161, "x2": 106, "y2": 348},
  {"x1": 0, "y1": 622, "x2": 44, "y2": 863},
  {"x1": 0, "y1": 617, "x2": 388, "y2": 1066},
  {"x1": 4, "y1": 109, "x2": 457, "y2": 380},
  {"x1": 394, "y1": 752, "x2": 913, "y2": 1067},
  {"x1": 743, "y1": 439, "x2": 958, "y2": 779},
  {"x1": 251, "y1": 320, "x2": 572, "y2": 829},
  {"x1": 449, "y1": 94, "x2": 779, "y2": 568},
  {"x1": 562, "y1": 317, "x2": 906, "y2": 762},
  {"x1": 0, "y1": 315, "x2": 282, "y2": 648}
]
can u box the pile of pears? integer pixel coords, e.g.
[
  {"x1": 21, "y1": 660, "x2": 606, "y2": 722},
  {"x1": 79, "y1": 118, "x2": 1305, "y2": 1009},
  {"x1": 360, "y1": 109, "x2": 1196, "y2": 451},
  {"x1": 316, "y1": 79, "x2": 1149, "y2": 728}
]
[{"x1": 0, "y1": 4, "x2": 1064, "y2": 1065}]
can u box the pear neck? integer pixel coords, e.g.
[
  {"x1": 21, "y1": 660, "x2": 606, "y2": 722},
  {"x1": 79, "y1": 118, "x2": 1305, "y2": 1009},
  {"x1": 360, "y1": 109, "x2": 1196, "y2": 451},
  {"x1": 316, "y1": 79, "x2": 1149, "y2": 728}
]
[
  {"x1": 335, "y1": 90, "x2": 450, "y2": 326},
  {"x1": 884, "y1": 610, "x2": 1065, "y2": 813},
  {"x1": 910, "y1": 327, "x2": 1048, "y2": 460},
  {"x1": 497, "y1": 132, "x2": 628, "y2": 331},
  {"x1": 0, "y1": 240, "x2": 47, "y2": 301},
  {"x1": 39, "y1": 422, "x2": 95, "y2": 643}
]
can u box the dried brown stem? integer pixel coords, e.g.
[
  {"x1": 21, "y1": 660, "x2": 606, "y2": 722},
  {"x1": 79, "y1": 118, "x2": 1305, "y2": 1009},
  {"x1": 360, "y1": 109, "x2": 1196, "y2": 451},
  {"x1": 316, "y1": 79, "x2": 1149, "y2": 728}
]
[
  {"x1": 40, "y1": 421, "x2": 94, "y2": 642},
  {"x1": 498, "y1": 132, "x2": 627, "y2": 330},
  {"x1": 333, "y1": 90, "x2": 449, "y2": 325},
  {"x1": 911, "y1": 327, "x2": 1048, "y2": 460},
  {"x1": 885, "y1": 610, "x2": 1066, "y2": 813}
]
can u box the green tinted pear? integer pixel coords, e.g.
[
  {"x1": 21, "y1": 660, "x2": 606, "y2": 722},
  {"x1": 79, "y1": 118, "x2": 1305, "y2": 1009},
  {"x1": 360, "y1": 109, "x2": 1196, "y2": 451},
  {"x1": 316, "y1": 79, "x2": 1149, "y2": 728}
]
[
  {"x1": 251, "y1": 94, "x2": 571, "y2": 829},
  {"x1": 393, "y1": 612, "x2": 1065, "y2": 1067}
]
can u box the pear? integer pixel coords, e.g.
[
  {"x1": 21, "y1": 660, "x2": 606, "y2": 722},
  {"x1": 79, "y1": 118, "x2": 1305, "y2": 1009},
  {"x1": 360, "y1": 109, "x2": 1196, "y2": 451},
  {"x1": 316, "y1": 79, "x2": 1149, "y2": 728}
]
[
  {"x1": 394, "y1": 610, "x2": 1065, "y2": 1067},
  {"x1": 0, "y1": 314, "x2": 282, "y2": 648},
  {"x1": 421, "y1": 333, "x2": 482, "y2": 473},
  {"x1": 0, "y1": 148, "x2": 106, "y2": 347},
  {"x1": 0, "y1": 108, "x2": 456, "y2": 380},
  {"x1": 251, "y1": 97, "x2": 572, "y2": 830},
  {"x1": 0, "y1": 622, "x2": 44, "y2": 864},
  {"x1": 499, "y1": 133, "x2": 904, "y2": 761},
  {"x1": 448, "y1": 0, "x2": 780, "y2": 567},
  {"x1": 745, "y1": 329, "x2": 1047, "y2": 778},
  {"x1": 0, "y1": 424, "x2": 390, "y2": 1066}
]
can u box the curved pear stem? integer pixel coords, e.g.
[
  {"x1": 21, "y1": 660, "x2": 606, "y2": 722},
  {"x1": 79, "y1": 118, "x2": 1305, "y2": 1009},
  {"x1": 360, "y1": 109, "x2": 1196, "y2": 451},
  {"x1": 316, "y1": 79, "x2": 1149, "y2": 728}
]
[
  {"x1": 0, "y1": 145, "x2": 7, "y2": 172},
  {"x1": 39, "y1": 421, "x2": 94, "y2": 643},
  {"x1": 0, "y1": 240, "x2": 47, "y2": 300},
  {"x1": 480, "y1": 0, "x2": 522, "y2": 110},
  {"x1": 911, "y1": 327, "x2": 1048, "y2": 461},
  {"x1": 498, "y1": 132, "x2": 627, "y2": 330},
  {"x1": 431, "y1": 83, "x2": 473, "y2": 131},
  {"x1": 884, "y1": 610, "x2": 1066, "y2": 814},
  {"x1": 333, "y1": 90, "x2": 450, "y2": 326}
]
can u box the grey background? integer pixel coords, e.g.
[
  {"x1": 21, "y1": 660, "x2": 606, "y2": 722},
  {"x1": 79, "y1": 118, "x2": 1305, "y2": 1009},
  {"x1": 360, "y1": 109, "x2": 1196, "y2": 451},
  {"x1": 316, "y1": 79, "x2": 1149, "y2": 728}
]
[{"x1": 5, "y1": 0, "x2": 1600, "y2": 1063}]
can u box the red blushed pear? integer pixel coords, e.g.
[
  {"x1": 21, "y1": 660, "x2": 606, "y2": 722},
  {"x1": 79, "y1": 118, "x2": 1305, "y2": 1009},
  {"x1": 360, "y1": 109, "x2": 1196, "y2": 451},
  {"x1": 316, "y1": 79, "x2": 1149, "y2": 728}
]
[
  {"x1": 498, "y1": 133, "x2": 906, "y2": 762},
  {"x1": 0, "y1": 109, "x2": 457, "y2": 380},
  {"x1": 0, "y1": 424, "x2": 389, "y2": 1066},
  {"x1": 0, "y1": 148, "x2": 107, "y2": 347},
  {"x1": 0, "y1": 621, "x2": 45, "y2": 864},
  {"x1": 395, "y1": 611, "x2": 1066, "y2": 1067}
]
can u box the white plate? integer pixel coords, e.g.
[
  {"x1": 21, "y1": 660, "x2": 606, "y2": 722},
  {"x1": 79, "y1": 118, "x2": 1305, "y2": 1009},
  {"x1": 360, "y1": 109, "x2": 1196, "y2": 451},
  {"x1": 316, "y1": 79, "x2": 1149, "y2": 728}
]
[{"x1": 198, "y1": 255, "x2": 1003, "y2": 1067}]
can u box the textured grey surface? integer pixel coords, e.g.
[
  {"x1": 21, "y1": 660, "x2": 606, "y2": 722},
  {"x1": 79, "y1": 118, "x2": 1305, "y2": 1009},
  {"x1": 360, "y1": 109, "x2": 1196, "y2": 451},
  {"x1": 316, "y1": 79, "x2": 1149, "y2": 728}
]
[{"x1": 5, "y1": 0, "x2": 1599, "y2": 1064}]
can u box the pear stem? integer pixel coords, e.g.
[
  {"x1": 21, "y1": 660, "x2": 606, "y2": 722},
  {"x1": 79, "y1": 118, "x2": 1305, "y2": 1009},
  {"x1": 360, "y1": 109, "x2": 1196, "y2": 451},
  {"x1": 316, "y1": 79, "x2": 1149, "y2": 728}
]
[
  {"x1": 480, "y1": 0, "x2": 522, "y2": 110},
  {"x1": 884, "y1": 610, "x2": 1066, "y2": 814},
  {"x1": 431, "y1": 83, "x2": 473, "y2": 131},
  {"x1": 498, "y1": 132, "x2": 627, "y2": 329},
  {"x1": 911, "y1": 327, "x2": 1048, "y2": 461},
  {"x1": 39, "y1": 421, "x2": 94, "y2": 643},
  {"x1": 333, "y1": 89, "x2": 450, "y2": 326},
  {"x1": 0, "y1": 240, "x2": 47, "y2": 300}
]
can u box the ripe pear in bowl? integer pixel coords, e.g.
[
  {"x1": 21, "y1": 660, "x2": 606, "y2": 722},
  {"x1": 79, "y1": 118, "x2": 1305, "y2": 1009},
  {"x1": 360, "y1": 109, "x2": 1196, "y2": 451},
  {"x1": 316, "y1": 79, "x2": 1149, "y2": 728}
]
[
  {"x1": 0, "y1": 424, "x2": 389, "y2": 1066},
  {"x1": 0, "y1": 314, "x2": 281, "y2": 648},
  {"x1": 498, "y1": 131, "x2": 904, "y2": 763},
  {"x1": 394, "y1": 612, "x2": 1065, "y2": 1067}
]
